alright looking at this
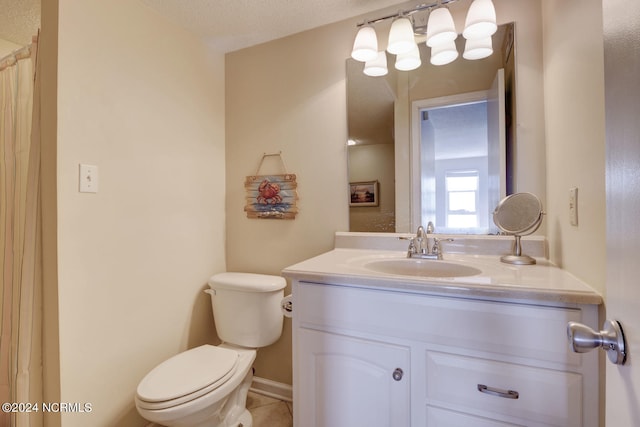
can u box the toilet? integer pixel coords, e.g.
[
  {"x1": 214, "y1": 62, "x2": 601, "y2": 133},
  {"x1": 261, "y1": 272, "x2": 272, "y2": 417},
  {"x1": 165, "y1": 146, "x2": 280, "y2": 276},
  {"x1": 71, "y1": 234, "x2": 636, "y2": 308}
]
[{"x1": 134, "y1": 272, "x2": 286, "y2": 427}]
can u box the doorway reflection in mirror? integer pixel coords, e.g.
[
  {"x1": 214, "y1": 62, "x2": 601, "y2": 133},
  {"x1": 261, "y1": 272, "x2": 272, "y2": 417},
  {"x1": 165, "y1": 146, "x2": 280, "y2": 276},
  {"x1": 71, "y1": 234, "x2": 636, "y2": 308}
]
[{"x1": 416, "y1": 94, "x2": 502, "y2": 234}]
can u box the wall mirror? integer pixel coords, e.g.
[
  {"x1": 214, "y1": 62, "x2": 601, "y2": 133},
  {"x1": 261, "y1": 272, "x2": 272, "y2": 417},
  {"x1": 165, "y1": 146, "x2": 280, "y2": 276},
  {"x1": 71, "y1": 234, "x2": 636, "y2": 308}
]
[{"x1": 347, "y1": 22, "x2": 515, "y2": 234}]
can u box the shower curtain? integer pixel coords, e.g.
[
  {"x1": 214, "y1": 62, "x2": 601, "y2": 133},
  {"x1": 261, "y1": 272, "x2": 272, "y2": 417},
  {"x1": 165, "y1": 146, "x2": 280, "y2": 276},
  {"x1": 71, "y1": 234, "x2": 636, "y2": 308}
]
[{"x1": 0, "y1": 35, "x2": 43, "y2": 427}]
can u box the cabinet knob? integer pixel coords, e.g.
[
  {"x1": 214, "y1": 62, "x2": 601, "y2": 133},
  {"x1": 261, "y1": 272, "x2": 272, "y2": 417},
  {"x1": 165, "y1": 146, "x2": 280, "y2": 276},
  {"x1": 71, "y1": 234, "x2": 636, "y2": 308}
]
[{"x1": 392, "y1": 368, "x2": 404, "y2": 381}]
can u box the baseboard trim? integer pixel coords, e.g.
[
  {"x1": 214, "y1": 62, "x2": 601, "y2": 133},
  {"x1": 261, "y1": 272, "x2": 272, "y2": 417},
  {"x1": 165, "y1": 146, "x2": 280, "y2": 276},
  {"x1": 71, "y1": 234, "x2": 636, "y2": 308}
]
[{"x1": 250, "y1": 376, "x2": 293, "y2": 402}]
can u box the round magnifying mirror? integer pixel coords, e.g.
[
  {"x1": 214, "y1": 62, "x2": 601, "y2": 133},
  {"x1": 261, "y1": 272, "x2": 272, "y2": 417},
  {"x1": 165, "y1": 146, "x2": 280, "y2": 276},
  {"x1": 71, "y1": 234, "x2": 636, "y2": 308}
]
[{"x1": 493, "y1": 192, "x2": 544, "y2": 265}]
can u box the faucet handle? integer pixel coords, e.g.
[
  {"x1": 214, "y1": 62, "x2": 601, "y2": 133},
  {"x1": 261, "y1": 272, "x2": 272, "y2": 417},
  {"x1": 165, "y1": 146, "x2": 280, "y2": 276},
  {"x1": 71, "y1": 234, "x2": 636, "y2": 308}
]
[
  {"x1": 408, "y1": 238, "x2": 417, "y2": 252},
  {"x1": 399, "y1": 235, "x2": 422, "y2": 257},
  {"x1": 399, "y1": 236, "x2": 417, "y2": 257},
  {"x1": 426, "y1": 221, "x2": 435, "y2": 234},
  {"x1": 432, "y1": 237, "x2": 454, "y2": 258},
  {"x1": 433, "y1": 237, "x2": 454, "y2": 248}
]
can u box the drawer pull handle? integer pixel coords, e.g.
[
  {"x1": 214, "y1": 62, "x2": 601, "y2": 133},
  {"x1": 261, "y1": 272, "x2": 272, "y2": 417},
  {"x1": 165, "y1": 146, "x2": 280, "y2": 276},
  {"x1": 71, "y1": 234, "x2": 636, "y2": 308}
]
[{"x1": 477, "y1": 384, "x2": 519, "y2": 399}]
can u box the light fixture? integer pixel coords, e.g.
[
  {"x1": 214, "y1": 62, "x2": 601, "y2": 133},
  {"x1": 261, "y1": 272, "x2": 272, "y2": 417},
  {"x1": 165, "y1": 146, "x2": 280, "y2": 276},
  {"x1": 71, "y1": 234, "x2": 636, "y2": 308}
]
[
  {"x1": 395, "y1": 45, "x2": 421, "y2": 71},
  {"x1": 426, "y1": 7, "x2": 457, "y2": 47},
  {"x1": 463, "y1": 0, "x2": 497, "y2": 40},
  {"x1": 387, "y1": 16, "x2": 416, "y2": 55},
  {"x1": 364, "y1": 51, "x2": 389, "y2": 76},
  {"x1": 351, "y1": 25, "x2": 378, "y2": 62},
  {"x1": 352, "y1": 0, "x2": 497, "y2": 76},
  {"x1": 463, "y1": 36, "x2": 493, "y2": 60},
  {"x1": 430, "y1": 40, "x2": 459, "y2": 66}
]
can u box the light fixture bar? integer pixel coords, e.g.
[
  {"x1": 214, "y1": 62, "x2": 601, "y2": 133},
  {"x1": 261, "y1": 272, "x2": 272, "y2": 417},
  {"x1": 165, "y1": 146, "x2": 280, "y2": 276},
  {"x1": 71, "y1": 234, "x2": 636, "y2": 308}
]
[{"x1": 355, "y1": 0, "x2": 459, "y2": 28}]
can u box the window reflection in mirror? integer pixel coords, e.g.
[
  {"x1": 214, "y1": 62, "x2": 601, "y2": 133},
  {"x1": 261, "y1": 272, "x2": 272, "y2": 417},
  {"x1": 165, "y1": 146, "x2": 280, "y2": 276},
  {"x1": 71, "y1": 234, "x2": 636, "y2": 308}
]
[{"x1": 446, "y1": 171, "x2": 480, "y2": 229}]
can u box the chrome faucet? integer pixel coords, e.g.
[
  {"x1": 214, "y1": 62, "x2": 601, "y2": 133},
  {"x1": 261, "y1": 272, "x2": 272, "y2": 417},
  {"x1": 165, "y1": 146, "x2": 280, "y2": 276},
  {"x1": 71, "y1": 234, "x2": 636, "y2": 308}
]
[
  {"x1": 414, "y1": 221, "x2": 434, "y2": 254},
  {"x1": 415, "y1": 225, "x2": 427, "y2": 254},
  {"x1": 406, "y1": 222, "x2": 453, "y2": 260}
]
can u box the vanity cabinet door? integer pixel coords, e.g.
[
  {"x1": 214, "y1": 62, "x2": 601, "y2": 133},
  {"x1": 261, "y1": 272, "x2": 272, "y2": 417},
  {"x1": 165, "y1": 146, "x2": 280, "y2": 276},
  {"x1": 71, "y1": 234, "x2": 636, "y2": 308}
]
[{"x1": 297, "y1": 327, "x2": 410, "y2": 427}]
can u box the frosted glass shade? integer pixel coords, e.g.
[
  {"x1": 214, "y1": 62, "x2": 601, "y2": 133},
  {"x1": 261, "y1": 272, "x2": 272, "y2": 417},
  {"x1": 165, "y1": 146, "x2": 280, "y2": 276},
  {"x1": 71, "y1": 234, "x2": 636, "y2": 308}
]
[
  {"x1": 351, "y1": 25, "x2": 378, "y2": 62},
  {"x1": 364, "y1": 51, "x2": 388, "y2": 76},
  {"x1": 463, "y1": 0, "x2": 497, "y2": 40},
  {"x1": 463, "y1": 36, "x2": 493, "y2": 60},
  {"x1": 387, "y1": 16, "x2": 416, "y2": 55},
  {"x1": 395, "y1": 45, "x2": 421, "y2": 71},
  {"x1": 430, "y1": 40, "x2": 459, "y2": 66},
  {"x1": 426, "y1": 7, "x2": 457, "y2": 47}
]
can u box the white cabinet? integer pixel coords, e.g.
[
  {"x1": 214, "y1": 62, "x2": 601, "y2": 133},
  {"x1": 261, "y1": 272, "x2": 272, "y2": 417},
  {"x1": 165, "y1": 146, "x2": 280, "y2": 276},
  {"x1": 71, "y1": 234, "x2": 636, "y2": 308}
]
[
  {"x1": 292, "y1": 281, "x2": 600, "y2": 427},
  {"x1": 297, "y1": 328, "x2": 410, "y2": 427}
]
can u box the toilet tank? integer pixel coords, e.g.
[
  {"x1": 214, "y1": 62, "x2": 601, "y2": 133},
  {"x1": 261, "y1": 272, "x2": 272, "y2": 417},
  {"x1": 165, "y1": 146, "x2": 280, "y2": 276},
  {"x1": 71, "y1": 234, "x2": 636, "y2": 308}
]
[{"x1": 207, "y1": 273, "x2": 286, "y2": 348}]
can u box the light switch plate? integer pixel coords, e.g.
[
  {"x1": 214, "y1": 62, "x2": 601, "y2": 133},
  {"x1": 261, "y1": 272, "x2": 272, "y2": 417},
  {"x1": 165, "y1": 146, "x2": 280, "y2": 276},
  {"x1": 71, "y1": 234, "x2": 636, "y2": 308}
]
[
  {"x1": 569, "y1": 187, "x2": 578, "y2": 226},
  {"x1": 79, "y1": 164, "x2": 98, "y2": 193}
]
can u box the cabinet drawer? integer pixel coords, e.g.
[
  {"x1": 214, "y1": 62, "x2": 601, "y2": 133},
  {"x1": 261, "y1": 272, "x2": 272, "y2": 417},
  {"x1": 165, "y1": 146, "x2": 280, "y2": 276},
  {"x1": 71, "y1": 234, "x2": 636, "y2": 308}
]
[
  {"x1": 427, "y1": 406, "x2": 524, "y2": 426},
  {"x1": 296, "y1": 282, "x2": 582, "y2": 365},
  {"x1": 425, "y1": 351, "x2": 582, "y2": 427}
]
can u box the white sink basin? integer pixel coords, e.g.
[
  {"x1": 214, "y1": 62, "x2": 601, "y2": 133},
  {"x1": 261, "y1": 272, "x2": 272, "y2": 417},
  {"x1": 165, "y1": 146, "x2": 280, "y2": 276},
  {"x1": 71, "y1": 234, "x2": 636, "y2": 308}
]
[{"x1": 364, "y1": 258, "x2": 482, "y2": 278}]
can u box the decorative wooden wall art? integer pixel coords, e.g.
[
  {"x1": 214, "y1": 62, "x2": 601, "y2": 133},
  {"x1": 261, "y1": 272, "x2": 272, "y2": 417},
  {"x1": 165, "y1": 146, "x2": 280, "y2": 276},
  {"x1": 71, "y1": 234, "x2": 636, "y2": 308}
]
[{"x1": 244, "y1": 152, "x2": 298, "y2": 219}]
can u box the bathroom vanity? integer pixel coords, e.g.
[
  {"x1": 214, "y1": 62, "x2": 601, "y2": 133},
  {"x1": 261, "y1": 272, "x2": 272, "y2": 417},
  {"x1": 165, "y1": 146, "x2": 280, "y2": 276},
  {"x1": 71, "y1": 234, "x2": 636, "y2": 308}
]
[{"x1": 282, "y1": 234, "x2": 602, "y2": 427}]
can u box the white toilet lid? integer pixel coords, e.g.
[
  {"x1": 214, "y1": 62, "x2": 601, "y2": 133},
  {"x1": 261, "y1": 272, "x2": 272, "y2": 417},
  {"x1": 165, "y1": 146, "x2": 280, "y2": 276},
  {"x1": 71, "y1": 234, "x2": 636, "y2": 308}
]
[{"x1": 137, "y1": 345, "x2": 238, "y2": 403}]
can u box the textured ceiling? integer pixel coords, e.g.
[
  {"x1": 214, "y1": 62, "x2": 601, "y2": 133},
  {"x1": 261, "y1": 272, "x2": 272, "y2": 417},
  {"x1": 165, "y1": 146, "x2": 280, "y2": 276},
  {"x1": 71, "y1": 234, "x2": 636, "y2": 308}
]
[
  {"x1": 140, "y1": 0, "x2": 409, "y2": 52},
  {"x1": 1, "y1": 0, "x2": 408, "y2": 54},
  {"x1": 0, "y1": 0, "x2": 40, "y2": 46}
]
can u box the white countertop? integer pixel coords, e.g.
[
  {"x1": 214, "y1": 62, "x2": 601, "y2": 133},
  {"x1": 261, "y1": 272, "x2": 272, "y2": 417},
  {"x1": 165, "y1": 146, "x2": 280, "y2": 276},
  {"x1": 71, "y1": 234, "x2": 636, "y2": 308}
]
[{"x1": 282, "y1": 248, "x2": 602, "y2": 305}]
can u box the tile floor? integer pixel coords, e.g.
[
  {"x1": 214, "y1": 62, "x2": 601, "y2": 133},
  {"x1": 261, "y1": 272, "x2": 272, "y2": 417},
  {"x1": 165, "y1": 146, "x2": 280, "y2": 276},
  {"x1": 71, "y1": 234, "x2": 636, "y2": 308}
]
[
  {"x1": 246, "y1": 391, "x2": 293, "y2": 427},
  {"x1": 145, "y1": 391, "x2": 292, "y2": 427}
]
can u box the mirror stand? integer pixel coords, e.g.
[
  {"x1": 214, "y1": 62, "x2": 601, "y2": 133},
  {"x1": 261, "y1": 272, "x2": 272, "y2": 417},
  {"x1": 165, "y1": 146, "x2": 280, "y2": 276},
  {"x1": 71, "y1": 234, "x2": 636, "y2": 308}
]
[
  {"x1": 493, "y1": 192, "x2": 544, "y2": 265},
  {"x1": 501, "y1": 235, "x2": 536, "y2": 265}
]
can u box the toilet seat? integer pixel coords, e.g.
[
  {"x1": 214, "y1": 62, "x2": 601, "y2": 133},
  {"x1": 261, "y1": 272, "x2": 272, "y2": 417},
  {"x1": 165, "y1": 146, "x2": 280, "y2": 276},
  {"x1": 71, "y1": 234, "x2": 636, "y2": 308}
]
[{"x1": 136, "y1": 345, "x2": 239, "y2": 410}]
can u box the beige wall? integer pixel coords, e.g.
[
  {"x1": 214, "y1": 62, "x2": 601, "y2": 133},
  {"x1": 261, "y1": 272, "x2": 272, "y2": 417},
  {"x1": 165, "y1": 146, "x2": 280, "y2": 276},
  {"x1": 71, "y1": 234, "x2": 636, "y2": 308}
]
[
  {"x1": 225, "y1": 18, "x2": 351, "y2": 384},
  {"x1": 542, "y1": 0, "x2": 606, "y2": 292},
  {"x1": 50, "y1": 0, "x2": 226, "y2": 425},
  {"x1": 225, "y1": 0, "x2": 548, "y2": 385}
]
